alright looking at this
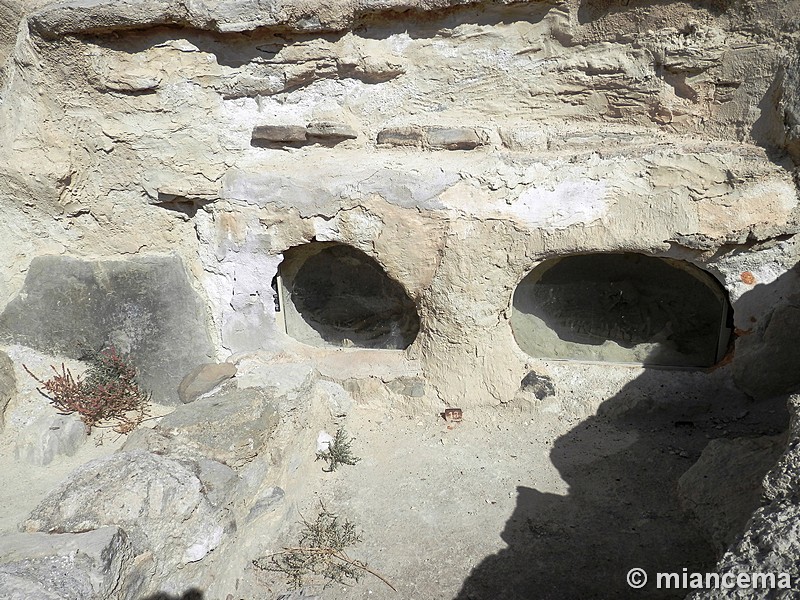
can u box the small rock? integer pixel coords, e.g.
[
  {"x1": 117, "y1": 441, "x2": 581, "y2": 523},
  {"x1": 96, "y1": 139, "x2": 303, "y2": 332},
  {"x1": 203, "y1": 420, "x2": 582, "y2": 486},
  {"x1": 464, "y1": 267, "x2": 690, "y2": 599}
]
[
  {"x1": 14, "y1": 413, "x2": 87, "y2": 466},
  {"x1": 317, "y1": 430, "x2": 333, "y2": 453},
  {"x1": 520, "y1": 372, "x2": 556, "y2": 400},
  {"x1": 178, "y1": 362, "x2": 237, "y2": 404},
  {"x1": 314, "y1": 380, "x2": 353, "y2": 417}
]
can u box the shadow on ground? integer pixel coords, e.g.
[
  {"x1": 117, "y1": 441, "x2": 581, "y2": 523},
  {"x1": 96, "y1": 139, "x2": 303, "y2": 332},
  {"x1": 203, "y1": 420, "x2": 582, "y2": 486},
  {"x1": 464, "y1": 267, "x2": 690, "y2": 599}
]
[
  {"x1": 456, "y1": 265, "x2": 800, "y2": 600},
  {"x1": 142, "y1": 589, "x2": 204, "y2": 600},
  {"x1": 455, "y1": 369, "x2": 788, "y2": 600}
]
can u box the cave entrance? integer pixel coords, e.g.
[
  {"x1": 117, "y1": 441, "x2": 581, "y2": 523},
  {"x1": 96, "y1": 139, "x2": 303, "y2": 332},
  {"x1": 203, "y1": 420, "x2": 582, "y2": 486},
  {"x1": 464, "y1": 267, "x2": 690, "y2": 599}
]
[
  {"x1": 511, "y1": 253, "x2": 732, "y2": 367},
  {"x1": 274, "y1": 242, "x2": 420, "y2": 350}
]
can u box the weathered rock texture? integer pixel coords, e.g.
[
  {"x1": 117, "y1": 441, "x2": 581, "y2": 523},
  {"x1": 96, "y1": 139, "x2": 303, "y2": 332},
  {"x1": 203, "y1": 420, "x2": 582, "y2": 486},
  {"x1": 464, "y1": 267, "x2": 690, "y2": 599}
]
[
  {"x1": 0, "y1": 349, "x2": 15, "y2": 427},
  {"x1": 143, "y1": 387, "x2": 279, "y2": 468},
  {"x1": 691, "y1": 395, "x2": 800, "y2": 599},
  {"x1": 0, "y1": 526, "x2": 133, "y2": 600},
  {"x1": 2, "y1": 0, "x2": 800, "y2": 594},
  {"x1": 0, "y1": 255, "x2": 214, "y2": 404},
  {"x1": 1, "y1": 0, "x2": 799, "y2": 409},
  {"x1": 22, "y1": 450, "x2": 232, "y2": 596}
]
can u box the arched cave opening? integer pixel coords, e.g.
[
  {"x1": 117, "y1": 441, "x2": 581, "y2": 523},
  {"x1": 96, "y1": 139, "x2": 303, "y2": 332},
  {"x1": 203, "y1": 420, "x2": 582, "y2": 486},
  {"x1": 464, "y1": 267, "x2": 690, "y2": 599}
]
[
  {"x1": 274, "y1": 242, "x2": 420, "y2": 350},
  {"x1": 511, "y1": 253, "x2": 732, "y2": 367}
]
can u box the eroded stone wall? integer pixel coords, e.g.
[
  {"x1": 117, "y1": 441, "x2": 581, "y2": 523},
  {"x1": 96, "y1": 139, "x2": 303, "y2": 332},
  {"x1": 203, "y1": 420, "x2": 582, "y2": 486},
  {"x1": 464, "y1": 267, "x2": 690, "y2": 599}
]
[{"x1": 0, "y1": 0, "x2": 799, "y2": 407}]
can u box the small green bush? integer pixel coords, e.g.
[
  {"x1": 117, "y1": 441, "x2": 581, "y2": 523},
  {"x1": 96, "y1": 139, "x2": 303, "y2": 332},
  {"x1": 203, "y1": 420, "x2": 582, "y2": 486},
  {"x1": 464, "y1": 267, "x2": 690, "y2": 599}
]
[{"x1": 316, "y1": 428, "x2": 361, "y2": 472}]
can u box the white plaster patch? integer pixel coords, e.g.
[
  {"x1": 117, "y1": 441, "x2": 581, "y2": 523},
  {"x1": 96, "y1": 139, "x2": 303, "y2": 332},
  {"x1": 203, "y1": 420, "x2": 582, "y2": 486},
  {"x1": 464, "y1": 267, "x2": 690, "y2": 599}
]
[
  {"x1": 312, "y1": 217, "x2": 340, "y2": 241},
  {"x1": 505, "y1": 180, "x2": 608, "y2": 229}
]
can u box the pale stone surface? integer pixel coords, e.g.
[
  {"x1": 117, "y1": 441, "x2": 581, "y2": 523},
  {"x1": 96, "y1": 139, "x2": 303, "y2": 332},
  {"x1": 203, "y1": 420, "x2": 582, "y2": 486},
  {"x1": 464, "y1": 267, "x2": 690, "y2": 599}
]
[
  {"x1": 0, "y1": 526, "x2": 133, "y2": 600},
  {"x1": 2, "y1": 0, "x2": 800, "y2": 597},
  {"x1": 178, "y1": 361, "x2": 237, "y2": 404},
  {"x1": 14, "y1": 413, "x2": 87, "y2": 466},
  {"x1": 22, "y1": 451, "x2": 229, "y2": 583}
]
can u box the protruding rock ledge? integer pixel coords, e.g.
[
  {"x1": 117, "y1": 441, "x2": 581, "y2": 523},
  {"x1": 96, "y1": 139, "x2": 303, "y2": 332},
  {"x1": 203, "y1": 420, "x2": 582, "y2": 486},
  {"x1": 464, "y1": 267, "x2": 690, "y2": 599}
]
[
  {"x1": 251, "y1": 122, "x2": 358, "y2": 147},
  {"x1": 28, "y1": 0, "x2": 485, "y2": 39},
  {"x1": 377, "y1": 126, "x2": 489, "y2": 150},
  {"x1": 376, "y1": 126, "x2": 425, "y2": 147},
  {"x1": 306, "y1": 121, "x2": 358, "y2": 141},
  {"x1": 251, "y1": 125, "x2": 307, "y2": 144}
]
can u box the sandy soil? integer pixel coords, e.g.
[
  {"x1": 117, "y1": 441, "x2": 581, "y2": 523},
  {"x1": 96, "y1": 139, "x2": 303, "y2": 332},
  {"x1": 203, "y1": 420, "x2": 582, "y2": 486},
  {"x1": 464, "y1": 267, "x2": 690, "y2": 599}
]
[{"x1": 251, "y1": 372, "x2": 788, "y2": 600}]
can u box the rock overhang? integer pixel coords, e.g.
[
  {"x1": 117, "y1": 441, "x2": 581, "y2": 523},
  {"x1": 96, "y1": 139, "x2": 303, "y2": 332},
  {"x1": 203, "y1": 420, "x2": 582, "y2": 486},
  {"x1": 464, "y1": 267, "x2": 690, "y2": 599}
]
[{"x1": 27, "y1": 0, "x2": 519, "y2": 39}]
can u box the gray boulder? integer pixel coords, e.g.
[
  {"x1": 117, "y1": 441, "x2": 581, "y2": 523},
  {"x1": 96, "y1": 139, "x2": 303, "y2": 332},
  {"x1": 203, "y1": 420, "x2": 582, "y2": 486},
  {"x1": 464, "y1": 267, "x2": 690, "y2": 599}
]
[
  {"x1": 0, "y1": 255, "x2": 214, "y2": 404},
  {"x1": 22, "y1": 451, "x2": 229, "y2": 569},
  {"x1": 0, "y1": 526, "x2": 132, "y2": 600},
  {"x1": 178, "y1": 362, "x2": 237, "y2": 404},
  {"x1": 147, "y1": 387, "x2": 279, "y2": 469}
]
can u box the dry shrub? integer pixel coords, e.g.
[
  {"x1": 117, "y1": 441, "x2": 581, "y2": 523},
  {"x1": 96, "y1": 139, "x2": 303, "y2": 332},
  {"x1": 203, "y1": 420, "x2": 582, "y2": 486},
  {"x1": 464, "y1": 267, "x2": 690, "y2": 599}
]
[
  {"x1": 253, "y1": 504, "x2": 395, "y2": 592},
  {"x1": 25, "y1": 347, "x2": 150, "y2": 434}
]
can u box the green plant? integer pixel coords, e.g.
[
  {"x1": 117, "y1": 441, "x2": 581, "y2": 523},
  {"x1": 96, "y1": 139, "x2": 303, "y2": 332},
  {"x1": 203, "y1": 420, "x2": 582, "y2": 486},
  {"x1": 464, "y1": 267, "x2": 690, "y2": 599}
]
[
  {"x1": 316, "y1": 427, "x2": 361, "y2": 472},
  {"x1": 24, "y1": 346, "x2": 150, "y2": 434},
  {"x1": 253, "y1": 504, "x2": 395, "y2": 591}
]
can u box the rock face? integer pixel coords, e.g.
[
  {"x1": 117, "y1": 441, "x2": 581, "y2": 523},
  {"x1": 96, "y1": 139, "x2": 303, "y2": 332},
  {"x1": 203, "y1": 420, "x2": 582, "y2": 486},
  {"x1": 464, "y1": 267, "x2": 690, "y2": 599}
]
[
  {"x1": 0, "y1": 255, "x2": 215, "y2": 404},
  {"x1": 0, "y1": 527, "x2": 133, "y2": 600},
  {"x1": 690, "y1": 395, "x2": 800, "y2": 599},
  {"x1": 2, "y1": 0, "x2": 800, "y2": 594},
  {"x1": 678, "y1": 435, "x2": 784, "y2": 553},
  {"x1": 1, "y1": 0, "x2": 798, "y2": 407},
  {"x1": 140, "y1": 387, "x2": 279, "y2": 468},
  {"x1": 23, "y1": 451, "x2": 229, "y2": 577},
  {"x1": 733, "y1": 299, "x2": 800, "y2": 400}
]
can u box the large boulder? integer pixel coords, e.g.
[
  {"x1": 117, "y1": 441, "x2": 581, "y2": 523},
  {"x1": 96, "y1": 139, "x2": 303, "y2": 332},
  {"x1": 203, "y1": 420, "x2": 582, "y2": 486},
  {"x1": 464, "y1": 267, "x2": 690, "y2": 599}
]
[
  {"x1": 0, "y1": 526, "x2": 132, "y2": 600},
  {"x1": 0, "y1": 255, "x2": 215, "y2": 404},
  {"x1": 137, "y1": 387, "x2": 279, "y2": 469},
  {"x1": 678, "y1": 436, "x2": 784, "y2": 553},
  {"x1": 22, "y1": 451, "x2": 230, "y2": 571},
  {"x1": 689, "y1": 395, "x2": 800, "y2": 599}
]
